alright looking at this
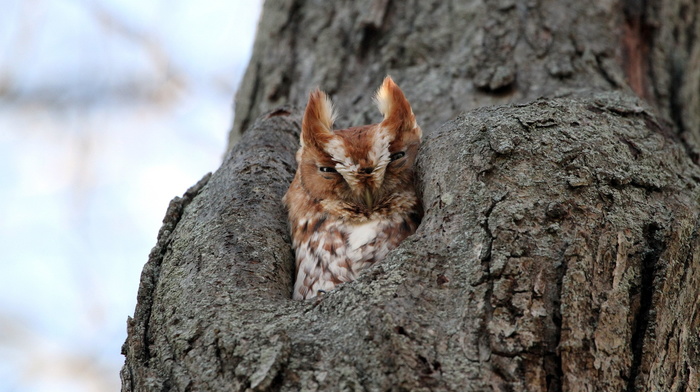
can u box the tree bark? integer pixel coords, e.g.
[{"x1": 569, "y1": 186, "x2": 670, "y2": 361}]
[{"x1": 122, "y1": 0, "x2": 700, "y2": 391}]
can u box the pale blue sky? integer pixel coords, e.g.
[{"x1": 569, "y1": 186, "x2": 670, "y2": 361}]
[{"x1": 0, "y1": 1, "x2": 262, "y2": 390}]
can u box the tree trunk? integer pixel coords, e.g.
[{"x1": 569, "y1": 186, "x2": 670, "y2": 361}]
[{"x1": 122, "y1": 0, "x2": 700, "y2": 391}]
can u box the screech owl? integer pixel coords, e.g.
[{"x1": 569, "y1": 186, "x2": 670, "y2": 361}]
[{"x1": 283, "y1": 76, "x2": 423, "y2": 300}]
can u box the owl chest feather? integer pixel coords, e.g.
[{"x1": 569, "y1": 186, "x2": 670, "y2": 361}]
[{"x1": 291, "y1": 212, "x2": 415, "y2": 300}]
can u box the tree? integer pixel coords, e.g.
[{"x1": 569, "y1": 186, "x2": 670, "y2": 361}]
[{"x1": 121, "y1": 0, "x2": 700, "y2": 390}]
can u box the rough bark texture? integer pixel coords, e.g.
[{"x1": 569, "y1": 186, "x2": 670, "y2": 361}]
[
  {"x1": 123, "y1": 0, "x2": 700, "y2": 391},
  {"x1": 230, "y1": 0, "x2": 629, "y2": 147}
]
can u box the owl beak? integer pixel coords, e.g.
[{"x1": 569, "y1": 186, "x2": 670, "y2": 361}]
[{"x1": 363, "y1": 189, "x2": 374, "y2": 209}]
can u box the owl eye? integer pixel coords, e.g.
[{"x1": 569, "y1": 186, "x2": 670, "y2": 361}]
[
  {"x1": 390, "y1": 151, "x2": 406, "y2": 161},
  {"x1": 319, "y1": 166, "x2": 337, "y2": 173}
]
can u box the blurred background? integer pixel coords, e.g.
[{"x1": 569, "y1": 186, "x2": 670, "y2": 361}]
[{"x1": 0, "y1": 1, "x2": 262, "y2": 390}]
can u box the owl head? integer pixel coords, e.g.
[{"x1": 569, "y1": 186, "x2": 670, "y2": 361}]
[{"x1": 296, "y1": 76, "x2": 422, "y2": 214}]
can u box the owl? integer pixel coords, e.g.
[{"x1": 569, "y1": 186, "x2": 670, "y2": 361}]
[{"x1": 283, "y1": 76, "x2": 423, "y2": 300}]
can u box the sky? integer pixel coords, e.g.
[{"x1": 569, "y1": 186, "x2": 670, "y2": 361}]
[{"x1": 0, "y1": 1, "x2": 263, "y2": 390}]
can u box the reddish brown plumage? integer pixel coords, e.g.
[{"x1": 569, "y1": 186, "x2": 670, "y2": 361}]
[{"x1": 283, "y1": 76, "x2": 422, "y2": 300}]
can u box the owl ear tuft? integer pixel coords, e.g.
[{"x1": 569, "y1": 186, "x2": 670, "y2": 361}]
[
  {"x1": 375, "y1": 76, "x2": 420, "y2": 138},
  {"x1": 301, "y1": 89, "x2": 337, "y2": 150}
]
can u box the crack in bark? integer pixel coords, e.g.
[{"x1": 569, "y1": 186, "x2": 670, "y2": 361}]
[
  {"x1": 478, "y1": 193, "x2": 510, "y2": 384},
  {"x1": 357, "y1": 0, "x2": 390, "y2": 60},
  {"x1": 627, "y1": 222, "x2": 666, "y2": 391},
  {"x1": 595, "y1": 53, "x2": 623, "y2": 89},
  {"x1": 545, "y1": 245, "x2": 567, "y2": 392}
]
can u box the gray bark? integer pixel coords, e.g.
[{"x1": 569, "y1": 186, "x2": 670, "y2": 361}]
[
  {"x1": 122, "y1": 0, "x2": 700, "y2": 391},
  {"x1": 230, "y1": 0, "x2": 626, "y2": 147}
]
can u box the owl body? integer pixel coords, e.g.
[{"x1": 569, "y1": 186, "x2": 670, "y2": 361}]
[{"x1": 283, "y1": 77, "x2": 422, "y2": 300}]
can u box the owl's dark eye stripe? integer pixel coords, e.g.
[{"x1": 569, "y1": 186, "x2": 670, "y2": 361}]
[
  {"x1": 390, "y1": 151, "x2": 406, "y2": 161},
  {"x1": 319, "y1": 166, "x2": 337, "y2": 173}
]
